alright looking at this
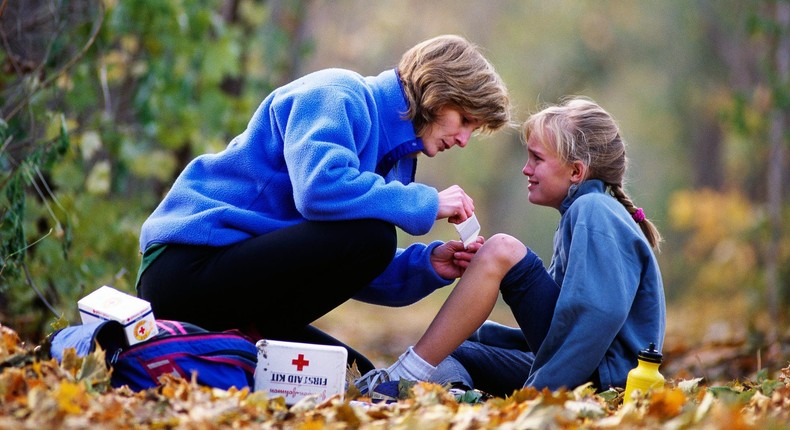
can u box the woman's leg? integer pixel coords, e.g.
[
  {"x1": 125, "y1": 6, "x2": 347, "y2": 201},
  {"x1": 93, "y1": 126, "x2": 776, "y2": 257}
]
[
  {"x1": 138, "y1": 219, "x2": 396, "y2": 371},
  {"x1": 288, "y1": 325, "x2": 376, "y2": 373}
]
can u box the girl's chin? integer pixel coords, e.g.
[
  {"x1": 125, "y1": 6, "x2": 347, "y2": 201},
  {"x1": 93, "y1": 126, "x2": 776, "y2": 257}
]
[{"x1": 527, "y1": 194, "x2": 549, "y2": 206}]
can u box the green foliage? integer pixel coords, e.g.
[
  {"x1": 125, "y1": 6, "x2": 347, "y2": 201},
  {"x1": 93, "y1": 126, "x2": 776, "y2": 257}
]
[
  {"x1": 1, "y1": 115, "x2": 71, "y2": 287},
  {"x1": 0, "y1": 0, "x2": 305, "y2": 341}
]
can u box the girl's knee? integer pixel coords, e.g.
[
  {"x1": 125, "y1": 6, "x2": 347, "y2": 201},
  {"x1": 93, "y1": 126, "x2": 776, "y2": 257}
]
[{"x1": 479, "y1": 233, "x2": 527, "y2": 269}]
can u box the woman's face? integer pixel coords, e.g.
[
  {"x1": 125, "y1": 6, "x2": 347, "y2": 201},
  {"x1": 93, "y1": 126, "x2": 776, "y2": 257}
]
[
  {"x1": 418, "y1": 107, "x2": 481, "y2": 157},
  {"x1": 522, "y1": 132, "x2": 577, "y2": 210}
]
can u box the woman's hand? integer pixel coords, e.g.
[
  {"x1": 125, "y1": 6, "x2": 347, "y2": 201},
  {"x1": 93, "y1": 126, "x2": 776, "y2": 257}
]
[
  {"x1": 430, "y1": 236, "x2": 485, "y2": 279},
  {"x1": 437, "y1": 185, "x2": 475, "y2": 224}
]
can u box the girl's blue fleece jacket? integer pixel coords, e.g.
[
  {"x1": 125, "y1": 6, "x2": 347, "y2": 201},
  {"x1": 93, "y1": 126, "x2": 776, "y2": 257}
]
[{"x1": 526, "y1": 180, "x2": 666, "y2": 390}]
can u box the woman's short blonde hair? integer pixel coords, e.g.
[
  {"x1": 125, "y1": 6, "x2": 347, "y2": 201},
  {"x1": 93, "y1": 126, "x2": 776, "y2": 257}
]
[{"x1": 398, "y1": 35, "x2": 512, "y2": 136}]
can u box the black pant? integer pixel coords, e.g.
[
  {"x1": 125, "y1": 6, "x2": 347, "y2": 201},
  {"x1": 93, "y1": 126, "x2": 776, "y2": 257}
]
[{"x1": 138, "y1": 219, "x2": 397, "y2": 373}]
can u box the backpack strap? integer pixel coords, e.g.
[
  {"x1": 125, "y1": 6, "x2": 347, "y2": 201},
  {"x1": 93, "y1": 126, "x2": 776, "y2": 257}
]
[
  {"x1": 155, "y1": 320, "x2": 188, "y2": 335},
  {"x1": 154, "y1": 319, "x2": 232, "y2": 335}
]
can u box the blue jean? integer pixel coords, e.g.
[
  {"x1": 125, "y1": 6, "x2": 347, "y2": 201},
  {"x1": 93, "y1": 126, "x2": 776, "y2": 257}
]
[
  {"x1": 430, "y1": 251, "x2": 561, "y2": 397},
  {"x1": 431, "y1": 321, "x2": 536, "y2": 397}
]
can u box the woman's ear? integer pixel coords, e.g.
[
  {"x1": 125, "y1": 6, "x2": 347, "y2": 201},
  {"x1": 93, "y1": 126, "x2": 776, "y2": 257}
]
[{"x1": 570, "y1": 160, "x2": 587, "y2": 183}]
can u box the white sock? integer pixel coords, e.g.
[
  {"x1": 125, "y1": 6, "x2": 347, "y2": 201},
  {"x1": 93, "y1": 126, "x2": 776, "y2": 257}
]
[{"x1": 386, "y1": 346, "x2": 436, "y2": 381}]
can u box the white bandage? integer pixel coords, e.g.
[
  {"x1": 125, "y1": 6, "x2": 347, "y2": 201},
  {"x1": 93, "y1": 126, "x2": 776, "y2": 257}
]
[{"x1": 454, "y1": 213, "x2": 481, "y2": 248}]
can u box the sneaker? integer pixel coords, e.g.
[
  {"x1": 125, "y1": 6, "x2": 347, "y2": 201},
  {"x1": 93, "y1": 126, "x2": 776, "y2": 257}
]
[{"x1": 354, "y1": 368, "x2": 399, "y2": 403}]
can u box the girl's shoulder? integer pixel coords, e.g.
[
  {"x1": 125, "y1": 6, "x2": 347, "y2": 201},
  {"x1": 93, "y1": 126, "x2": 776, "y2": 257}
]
[
  {"x1": 565, "y1": 192, "x2": 631, "y2": 230},
  {"x1": 568, "y1": 190, "x2": 619, "y2": 214}
]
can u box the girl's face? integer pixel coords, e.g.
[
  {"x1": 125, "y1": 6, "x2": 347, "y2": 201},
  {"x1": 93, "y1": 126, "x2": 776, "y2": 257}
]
[
  {"x1": 522, "y1": 132, "x2": 579, "y2": 210},
  {"x1": 419, "y1": 107, "x2": 481, "y2": 157}
]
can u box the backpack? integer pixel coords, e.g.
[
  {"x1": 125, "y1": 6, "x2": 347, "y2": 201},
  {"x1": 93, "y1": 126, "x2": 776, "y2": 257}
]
[{"x1": 49, "y1": 319, "x2": 258, "y2": 392}]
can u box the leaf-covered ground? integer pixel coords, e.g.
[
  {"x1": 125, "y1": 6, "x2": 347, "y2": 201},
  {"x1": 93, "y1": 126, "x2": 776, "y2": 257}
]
[{"x1": 1, "y1": 324, "x2": 789, "y2": 429}]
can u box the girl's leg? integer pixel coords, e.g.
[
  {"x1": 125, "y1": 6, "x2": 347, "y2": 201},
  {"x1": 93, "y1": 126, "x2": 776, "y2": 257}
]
[
  {"x1": 431, "y1": 253, "x2": 558, "y2": 393},
  {"x1": 402, "y1": 240, "x2": 559, "y2": 391},
  {"x1": 412, "y1": 233, "x2": 527, "y2": 365},
  {"x1": 432, "y1": 341, "x2": 535, "y2": 397},
  {"x1": 469, "y1": 320, "x2": 529, "y2": 349},
  {"x1": 500, "y1": 249, "x2": 561, "y2": 352}
]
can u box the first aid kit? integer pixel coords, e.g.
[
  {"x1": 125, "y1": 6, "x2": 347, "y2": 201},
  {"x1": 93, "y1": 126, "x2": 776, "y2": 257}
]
[
  {"x1": 78, "y1": 285, "x2": 158, "y2": 345},
  {"x1": 254, "y1": 339, "x2": 347, "y2": 405}
]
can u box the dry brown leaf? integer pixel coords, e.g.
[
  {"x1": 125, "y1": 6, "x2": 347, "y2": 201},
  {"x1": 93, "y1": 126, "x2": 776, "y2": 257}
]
[{"x1": 0, "y1": 324, "x2": 788, "y2": 428}]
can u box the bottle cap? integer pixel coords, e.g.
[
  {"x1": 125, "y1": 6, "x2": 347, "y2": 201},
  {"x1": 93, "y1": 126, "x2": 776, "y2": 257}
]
[{"x1": 638, "y1": 342, "x2": 663, "y2": 363}]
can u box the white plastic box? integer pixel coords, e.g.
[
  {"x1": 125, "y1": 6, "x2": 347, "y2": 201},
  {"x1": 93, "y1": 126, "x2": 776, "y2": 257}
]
[
  {"x1": 78, "y1": 285, "x2": 158, "y2": 345},
  {"x1": 254, "y1": 339, "x2": 347, "y2": 405}
]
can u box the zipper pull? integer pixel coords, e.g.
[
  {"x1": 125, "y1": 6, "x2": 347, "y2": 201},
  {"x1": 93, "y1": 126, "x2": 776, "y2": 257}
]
[{"x1": 110, "y1": 348, "x2": 122, "y2": 364}]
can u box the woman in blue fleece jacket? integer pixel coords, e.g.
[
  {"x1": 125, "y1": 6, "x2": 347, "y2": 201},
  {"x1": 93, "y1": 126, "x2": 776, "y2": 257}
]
[
  {"x1": 136, "y1": 35, "x2": 511, "y2": 372},
  {"x1": 359, "y1": 96, "x2": 665, "y2": 397}
]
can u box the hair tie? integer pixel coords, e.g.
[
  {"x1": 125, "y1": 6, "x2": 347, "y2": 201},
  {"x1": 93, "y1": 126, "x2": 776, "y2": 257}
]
[{"x1": 632, "y1": 207, "x2": 645, "y2": 223}]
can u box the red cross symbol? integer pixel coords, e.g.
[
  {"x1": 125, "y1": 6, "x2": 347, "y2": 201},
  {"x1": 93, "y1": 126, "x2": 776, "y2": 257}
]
[{"x1": 292, "y1": 354, "x2": 310, "y2": 371}]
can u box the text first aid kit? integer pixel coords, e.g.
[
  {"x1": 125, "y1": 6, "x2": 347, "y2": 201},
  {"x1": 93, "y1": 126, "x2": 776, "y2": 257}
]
[
  {"x1": 254, "y1": 339, "x2": 347, "y2": 404},
  {"x1": 78, "y1": 285, "x2": 158, "y2": 345}
]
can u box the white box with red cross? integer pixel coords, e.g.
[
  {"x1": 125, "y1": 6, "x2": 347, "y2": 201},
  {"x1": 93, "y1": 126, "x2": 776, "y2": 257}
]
[
  {"x1": 77, "y1": 285, "x2": 158, "y2": 346},
  {"x1": 254, "y1": 339, "x2": 347, "y2": 404}
]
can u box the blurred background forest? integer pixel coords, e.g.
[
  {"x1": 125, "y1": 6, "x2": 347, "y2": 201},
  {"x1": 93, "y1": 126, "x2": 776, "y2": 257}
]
[{"x1": 1, "y1": 0, "x2": 788, "y2": 380}]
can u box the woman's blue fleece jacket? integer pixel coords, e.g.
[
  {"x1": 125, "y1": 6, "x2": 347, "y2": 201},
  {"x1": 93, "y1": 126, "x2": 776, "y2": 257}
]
[{"x1": 139, "y1": 68, "x2": 452, "y2": 306}]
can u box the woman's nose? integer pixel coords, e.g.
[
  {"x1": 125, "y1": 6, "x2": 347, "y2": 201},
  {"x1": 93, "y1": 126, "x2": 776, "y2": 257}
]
[{"x1": 456, "y1": 128, "x2": 473, "y2": 147}]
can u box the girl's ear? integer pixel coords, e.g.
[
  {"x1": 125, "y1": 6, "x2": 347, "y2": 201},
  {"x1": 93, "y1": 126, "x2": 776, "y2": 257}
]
[{"x1": 570, "y1": 160, "x2": 587, "y2": 183}]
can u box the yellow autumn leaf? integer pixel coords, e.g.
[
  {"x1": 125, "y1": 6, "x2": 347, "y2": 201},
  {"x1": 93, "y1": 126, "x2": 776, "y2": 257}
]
[
  {"x1": 76, "y1": 347, "x2": 112, "y2": 391},
  {"x1": 59, "y1": 348, "x2": 82, "y2": 379},
  {"x1": 647, "y1": 388, "x2": 687, "y2": 419},
  {"x1": 54, "y1": 380, "x2": 89, "y2": 415}
]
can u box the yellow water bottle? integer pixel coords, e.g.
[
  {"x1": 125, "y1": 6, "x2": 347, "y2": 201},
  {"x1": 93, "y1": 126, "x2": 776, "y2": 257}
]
[{"x1": 623, "y1": 343, "x2": 664, "y2": 404}]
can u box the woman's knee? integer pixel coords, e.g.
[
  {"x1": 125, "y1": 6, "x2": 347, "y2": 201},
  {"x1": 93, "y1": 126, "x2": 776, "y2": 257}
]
[
  {"x1": 357, "y1": 219, "x2": 397, "y2": 246},
  {"x1": 352, "y1": 219, "x2": 397, "y2": 260}
]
